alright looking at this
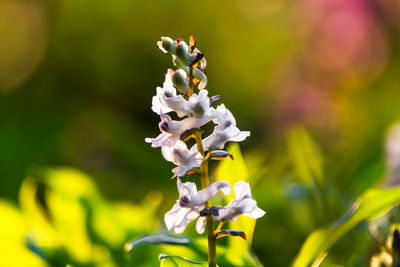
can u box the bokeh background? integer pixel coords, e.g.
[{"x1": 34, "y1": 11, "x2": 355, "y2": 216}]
[{"x1": 1, "y1": 0, "x2": 400, "y2": 266}]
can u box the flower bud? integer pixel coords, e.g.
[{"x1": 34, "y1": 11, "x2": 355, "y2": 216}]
[
  {"x1": 170, "y1": 69, "x2": 189, "y2": 93},
  {"x1": 172, "y1": 57, "x2": 190, "y2": 73},
  {"x1": 175, "y1": 41, "x2": 190, "y2": 64},
  {"x1": 157, "y1": 37, "x2": 176, "y2": 54},
  {"x1": 193, "y1": 68, "x2": 208, "y2": 89}
]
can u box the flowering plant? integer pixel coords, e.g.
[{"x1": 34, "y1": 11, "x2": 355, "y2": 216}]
[{"x1": 145, "y1": 35, "x2": 265, "y2": 266}]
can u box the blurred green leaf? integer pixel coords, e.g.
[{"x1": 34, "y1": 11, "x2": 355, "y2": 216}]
[
  {"x1": 159, "y1": 254, "x2": 209, "y2": 266},
  {"x1": 292, "y1": 185, "x2": 400, "y2": 267},
  {"x1": 0, "y1": 200, "x2": 49, "y2": 266},
  {"x1": 288, "y1": 127, "x2": 324, "y2": 186},
  {"x1": 125, "y1": 233, "x2": 191, "y2": 251},
  {"x1": 214, "y1": 143, "x2": 263, "y2": 266}
]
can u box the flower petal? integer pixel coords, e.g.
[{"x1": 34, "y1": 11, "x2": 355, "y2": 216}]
[
  {"x1": 233, "y1": 181, "x2": 251, "y2": 200},
  {"x1": 196, "y1": 216, "x2": 206, "y2": 234},
  {"x1": 193, "y1": 180, "x2": 231, "y2": 206},
  {"x1": 246, "y1": 206, "x2": 266, "y2": 219},
  {"x1": 177, "y1": 178, "x2": 198, "y2": 199}
]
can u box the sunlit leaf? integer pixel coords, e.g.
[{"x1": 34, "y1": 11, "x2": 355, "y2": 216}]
[
  {"x1": 159, "y1": 254, "x2": 209, "y2": 266},
  {"x1": 46, "y1": 186, "x2": 94, "y2": 263},
  {"x1": 214, "y1": 143, "x2": 261, "y2": 266},
  {"x1": 0, "y1": 200, "x2": 26, "y2": 241},
  {"x1": 311, "y1": 252, "x2": 327, "y2": 267},
  {"x1": 288, "y1": 127, "x2": 324, "y2": 186},
  {"x1": 292, "y1": 185, "x2": 400, "y2": 267},
  {"x1": 125, "y1": 233, "x2": 191, "y2": 251},
  {"x1": 19, "y1": 178, "x2": 61, "y2": 249},
  {"x1": 0, "y1": 200, "x2": 48, "y2": 266},
  {"x1": 0, "y1": 240, "x2": 48, "y2": 267},
  {"x1": 35, "y1": 167, "x2": 100, "y2": 199}
]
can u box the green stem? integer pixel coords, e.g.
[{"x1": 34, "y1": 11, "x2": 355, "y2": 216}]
[{"x1": 195, "y1": 132, "x2": 217, "y2": 267}]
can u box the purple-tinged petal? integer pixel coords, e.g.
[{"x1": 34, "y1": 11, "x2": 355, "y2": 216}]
[{"x1": 193, "y1": 181, "x2": 230, "y2": 205}]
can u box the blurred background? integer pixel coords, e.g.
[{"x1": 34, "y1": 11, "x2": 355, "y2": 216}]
[{"x1": 1, "y1": 0, "x2": 400, "y2": 266}]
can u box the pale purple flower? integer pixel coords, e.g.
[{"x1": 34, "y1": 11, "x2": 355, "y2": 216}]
[
  {"x1": 217, "y1": 181, "x2": 265, "y2": 221},
  {"x1": 190, "y1": 104, "x2": 250, "y2": 153},
  {"x1": 196, "y1": 181, "x2": 265, "y2": 234},
  {"x1": 145, "y1": 110, "x2": 215, "y2": 149},
  {"x1": 204, "y1": 104, "x2": 250, "y2": 150},
  {"x1": 165, "y1": 178, "x2": 231, "y2": 234},
  {"x1": 188, "y1": 89, "x2": 213, "y2": 118},
  {"x1": 151, "y1": 69, "x2": 193, "y2": 117},
  {"x1": 145, "y1": 113, "x2": 181, "y2": 148},
  {"x1": 151, "y1": 69, "x2": 215, "y2": 118},
  {"x1": 161, "y1": 140, "x2": 203, "y2": 177}
]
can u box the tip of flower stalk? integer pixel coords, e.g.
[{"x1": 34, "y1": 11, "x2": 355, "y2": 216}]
[{"x1": 189, "y1": 35, "x2": 196, "y2": 52}]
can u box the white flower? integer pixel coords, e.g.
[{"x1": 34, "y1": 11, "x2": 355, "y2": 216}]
[
  {"x1": 196, "y1": 181, "x2": 265, "y2": 234},
  {"x1": 145, "y1": 110, "x2": 215, "y2": 149},
  {"x1": 165, "y1": 178, "x2": 231, "y2": 234},
  {"x1": 151, "y1": 70, "x2": 216, "y2": 118},
  {"x1": 151, "y1": 70, "x2": 193, "y2": 118},
  {"x1": 188, "y1": 89, "x2": 213, "y2": 118},
  {"x1": 217, "y1": 181, "x2": 265, "y2": 221},
  {"x1": 205, "y1": 104, "x2": 250, "y2": 150},
  {"x1": 190, "y1": 104, "x2": 250, "y2": 153},
  {"x1": 161, "y1": 140, "x2": 203, "y2": 177}
]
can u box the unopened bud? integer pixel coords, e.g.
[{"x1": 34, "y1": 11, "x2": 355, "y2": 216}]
[
  {"x1": 171, "y1": 69, "x2": 189, "y2": 93},
  {"x1": 175, "y1": 41, "x2": 190, "y2": 64},
  {"x1": 193, "y1": 68, "x2": 208, "y2": 89},
  {"x1": 189, "y1": 35, "x2": 196, "y2": 52},
  {"x1": 157, "y1": 37, "x2": 176, "y2": 53}
]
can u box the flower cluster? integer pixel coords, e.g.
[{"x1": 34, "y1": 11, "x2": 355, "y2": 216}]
[{"x1": 146, "y1": 36, "x2": 265, "y2": 235}]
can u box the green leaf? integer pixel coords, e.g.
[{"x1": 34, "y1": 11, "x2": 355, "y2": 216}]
[
  {"x1": 214, "y1": 143, "x2": 262, "y2": 266},
  {"x1": 125, "y1": 233, "x2": 191, "y2": 251},
  {"x1": 292, "y1": 185, "x2": 400, "y2": 267},
  {"x1": 288, "y1": 127, "x2": 324, "y2": 186},
  {"x1": 159, "y1": 254, "x2": 209, "y2": 266}
]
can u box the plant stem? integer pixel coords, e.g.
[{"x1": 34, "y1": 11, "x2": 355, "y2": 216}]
[
  {"x1": 188, "y1": 65, "x2": 194, "y2": 96},
  {"x1": 195, "y1": 132, "x2": 217, "y2": 267}
]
